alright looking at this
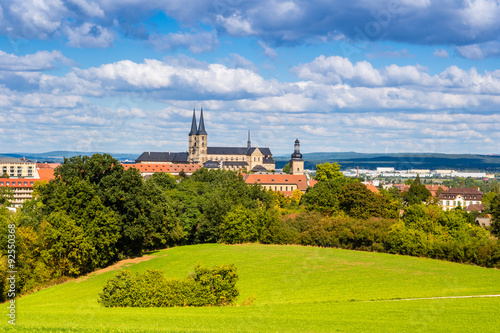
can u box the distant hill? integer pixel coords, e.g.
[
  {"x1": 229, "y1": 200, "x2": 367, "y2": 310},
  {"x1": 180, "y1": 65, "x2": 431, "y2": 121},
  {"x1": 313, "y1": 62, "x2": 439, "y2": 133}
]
[
  {"x1": 275, "y1": 152, "x2": 500, "y2": 171},
  {"x1": 0, "y1": 151, "x2": 139, "y2": 163}
]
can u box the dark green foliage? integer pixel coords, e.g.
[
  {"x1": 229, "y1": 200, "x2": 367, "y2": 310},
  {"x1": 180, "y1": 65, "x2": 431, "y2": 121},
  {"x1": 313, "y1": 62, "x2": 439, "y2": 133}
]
[
  {"x1": 490, "y1": 194, "x2": 500, "y2": 235},
  {"x1": 220, "y1": 205, "x2": 259, "y2": 244},
  {"x1": 403, "y1": 176, "x2": 431, "y2": 205},
  {"x1": 301, "y1": 177, "x2": 350, "y2": 213},
  {"x1": 0, "y1": 187, "x2": 13, "y2": 206},
  {"x1": 301, "y1": 177, "x2": 398, "y2": 219},
  {"x1": 147, "y1": 172, "x2": 177, "y2": 191},
  {"x1": 282, "y1": 163, "x2": 290, "y2": 174},
  {"x1": 98, "y1": 264, "x2": 239, "y2": 307},
  {"x1": 339, "y1": 183, "x2": 398, "y2": 219},
  {"x1": 9, "y1": 153, "x2": 186, "y2": 294}
]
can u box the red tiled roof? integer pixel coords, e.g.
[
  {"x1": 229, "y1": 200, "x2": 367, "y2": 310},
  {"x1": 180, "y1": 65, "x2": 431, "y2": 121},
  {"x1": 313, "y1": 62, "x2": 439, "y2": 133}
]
[
  {"x1": 0, "y1": 180, "x2": 37, "y2": 188},
  {"x1": 397, "y1": 184, "x2": 411, "y2": 192},
  {"x1": 36, "y1": 163, "x2": 61, "y2": 169},
  {"x1": 366, "y1": 184, "x2": 379, "y2": 193},
  {"x1": 426, "y1": 184, "x2": 448, "y2": 197},
  {"x1": 308, "y1": 179, "x2": 318, "y2": 187},
  {"x1": 438, "y1": 187, "x2": 483, "y2": 200},
  {"x1": 122, "y1": 163, "x2": 202, "y2": 173},
  {"x1": 37, "y1": 168, "x2": 56, "y2": 181},
  {"x1": 466, "y1": 203, "x2": 484, "y2": 212},
  {"x1": 244, "y1": 174, "x2": 310, "y2": 191}
]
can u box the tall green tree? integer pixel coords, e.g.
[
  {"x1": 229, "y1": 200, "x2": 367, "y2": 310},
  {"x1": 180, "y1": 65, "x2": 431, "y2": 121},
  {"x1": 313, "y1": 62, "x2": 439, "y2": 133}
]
[
  {"x1": 403, "y1": 176, "x2": 431, "y2": 205},
  {"x1": 0, "y1": 187, "x2": 13, "y2": 206},
  {"x1": 315, "y1": 162, "x2": 343, "y2": 181},
  {"x1": 282, "y1": 163, "x2": 291, "y2": 174},
  {"x1": 490, "y1": 195, "x2": 500, "y2": 235}
]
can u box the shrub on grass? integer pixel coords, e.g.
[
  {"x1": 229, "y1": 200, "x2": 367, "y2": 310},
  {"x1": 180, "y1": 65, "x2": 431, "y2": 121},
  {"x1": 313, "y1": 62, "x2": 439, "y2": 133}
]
[{"x1": 98, "y1": 264, "x2": 239, "y2": 307}]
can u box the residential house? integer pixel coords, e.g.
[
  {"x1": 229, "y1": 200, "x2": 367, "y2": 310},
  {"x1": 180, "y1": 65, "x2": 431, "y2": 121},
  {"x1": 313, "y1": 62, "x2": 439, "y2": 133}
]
[{"x1": 438, "y1": 188, "x2": 483, "y2": 211}]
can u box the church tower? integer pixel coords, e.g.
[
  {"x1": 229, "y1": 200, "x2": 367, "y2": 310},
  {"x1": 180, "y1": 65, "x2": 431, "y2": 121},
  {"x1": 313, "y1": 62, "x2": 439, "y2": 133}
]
[
  {"x1": 196, "y1": 106, "x2": 208, "y2": 163},
  {"x1": 289, "y1": 138, "x2": 304, "y2": 175},
  {"x1": 188, "y1": 107, "x2": 198, "y2": 163},
  {"x1": 188, "y1": 106, "x2": 208, "y2": 164}
]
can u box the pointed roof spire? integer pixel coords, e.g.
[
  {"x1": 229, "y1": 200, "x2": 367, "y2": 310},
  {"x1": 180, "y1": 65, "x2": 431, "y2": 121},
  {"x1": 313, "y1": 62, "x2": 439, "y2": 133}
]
[
  {"x1": 189, "y1": 105, "x2": 197, "y2": 136},
  {"x1": 247, "y1": 130, "x2": 251, "y2": 149},
  {"x1": 291, "y1": 137, "x2": 303, "y2": 160},
  {"x1": 197, "y1": 104, "x2": 207, "y2": 135}
]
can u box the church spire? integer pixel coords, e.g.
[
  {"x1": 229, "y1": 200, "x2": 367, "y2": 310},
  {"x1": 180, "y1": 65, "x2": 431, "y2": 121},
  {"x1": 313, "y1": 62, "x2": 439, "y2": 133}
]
[
  {"x1": 197, "y1": 105, "x2": 207, "y2": 135},
  {"x1": 291, "y1": 138, "x2": 303, "y2": 160},
  {"x1": 247, "y1": 130, "x2": 251, "y2": 149},
  {"x1": 189, "y1": 106, "x2": 197, "y2": 136}
]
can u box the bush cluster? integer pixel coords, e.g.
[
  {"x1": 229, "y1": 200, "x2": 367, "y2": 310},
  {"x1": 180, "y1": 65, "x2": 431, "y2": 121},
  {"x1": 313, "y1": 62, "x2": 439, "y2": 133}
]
[
  {"x1": 98, "y1": 264, "x2": 239, "y2": 307},
  {"x1": 260, "y1": 207, "x2": 500, "y2": 268}
]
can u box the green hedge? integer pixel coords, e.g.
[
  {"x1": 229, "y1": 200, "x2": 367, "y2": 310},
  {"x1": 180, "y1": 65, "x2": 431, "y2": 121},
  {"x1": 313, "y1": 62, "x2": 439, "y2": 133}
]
[{"x1": 98, "y1": 264, "x2": 239, "y2": 307}]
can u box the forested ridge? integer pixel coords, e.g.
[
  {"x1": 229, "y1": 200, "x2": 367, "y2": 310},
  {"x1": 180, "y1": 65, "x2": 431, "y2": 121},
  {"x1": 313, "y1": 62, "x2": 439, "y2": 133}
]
[{"x1": 1, "y1": 153, "x2": 500, "y2": 301}]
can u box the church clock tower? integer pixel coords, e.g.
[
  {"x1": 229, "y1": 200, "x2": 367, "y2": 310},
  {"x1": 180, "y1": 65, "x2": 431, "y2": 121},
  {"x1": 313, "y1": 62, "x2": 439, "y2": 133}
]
[{"x1": 289, "y1": 138, "x2": 304, "y2": 175}]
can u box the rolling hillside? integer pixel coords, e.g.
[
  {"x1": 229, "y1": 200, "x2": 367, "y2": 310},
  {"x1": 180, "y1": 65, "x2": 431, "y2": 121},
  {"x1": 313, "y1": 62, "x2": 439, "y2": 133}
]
[{"x1": 6, "y1": 244, "x2": 500, "y2": 332}]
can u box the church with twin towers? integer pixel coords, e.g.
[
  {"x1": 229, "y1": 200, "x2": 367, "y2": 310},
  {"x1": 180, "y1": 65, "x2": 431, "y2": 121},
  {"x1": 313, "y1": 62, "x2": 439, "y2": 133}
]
[{"x1": 136, "y1": 106, "x2": 306, "y2": 174}]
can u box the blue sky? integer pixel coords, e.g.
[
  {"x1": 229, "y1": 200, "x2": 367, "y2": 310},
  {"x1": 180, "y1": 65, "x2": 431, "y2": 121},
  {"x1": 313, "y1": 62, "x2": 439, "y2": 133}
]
[{"x1": 1, "y1": 0, "x2": 500, "y2": 155}]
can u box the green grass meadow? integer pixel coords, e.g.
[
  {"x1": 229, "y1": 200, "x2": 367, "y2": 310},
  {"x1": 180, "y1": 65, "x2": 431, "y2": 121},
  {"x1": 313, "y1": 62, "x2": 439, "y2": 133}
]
[{"x1": 4, "y1": 244, "x2": 500, "y2": 332}]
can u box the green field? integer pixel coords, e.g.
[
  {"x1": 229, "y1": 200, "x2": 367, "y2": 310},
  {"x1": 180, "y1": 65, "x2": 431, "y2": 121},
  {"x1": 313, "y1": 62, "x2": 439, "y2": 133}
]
[{"x1": 4, "y1": 244, "x2": 500, "y2": 332}]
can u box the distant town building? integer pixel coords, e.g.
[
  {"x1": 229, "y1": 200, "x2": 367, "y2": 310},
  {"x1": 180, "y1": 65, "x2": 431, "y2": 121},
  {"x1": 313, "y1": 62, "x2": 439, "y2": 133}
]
[
  {"x1": 435, "y1": 169, "x2": 455, "y2": 175},
  {"x1": 394, "y1": 184, "x2": 448, "y2": 197},
  {"x1": 136, "y1": 107, "x2": 275, "y2": 172},
  {"x1": 449, "y1": 172, "x2": 487, "y2": 178},
  {"x1": 438, "y1": 188, "x2": 483, "y2": 211},
  {"x1": 466, "y1": 203, "x2": 484, "y2": 213},
  {"x1": 122, "y1": 163, "x2": 202, "y2": 178},
  {"x1": 476, "y1": 216, "x2": 492, "y2": 227},
  {"x1": 425, "y1": 185, "x2": 448, "y2": 197},
  {"x1": 365, "y1": 184, "x2": 379, "y2": 193},
  {"x1": 0, "y1": 157, "x2": 36, "y2": 178},
  {"x1": 0, "y1": 164, "x2": 57, "y2": 208},
  {"x1": 244, "y1": 174, "x2": 316, "y2": 197}
]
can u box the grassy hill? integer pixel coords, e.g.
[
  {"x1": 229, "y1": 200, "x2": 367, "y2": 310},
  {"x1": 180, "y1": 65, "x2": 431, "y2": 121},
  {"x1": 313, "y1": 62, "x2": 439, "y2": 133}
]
[{"x1": 5, "y1": 244, "x2": 500, "y2": 332}]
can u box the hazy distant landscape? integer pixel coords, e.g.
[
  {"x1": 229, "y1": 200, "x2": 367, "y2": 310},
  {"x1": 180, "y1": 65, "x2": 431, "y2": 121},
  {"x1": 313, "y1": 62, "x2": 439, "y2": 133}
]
[{"x1": 4, "y1": 151, "x2": 500, "y2": 171}]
